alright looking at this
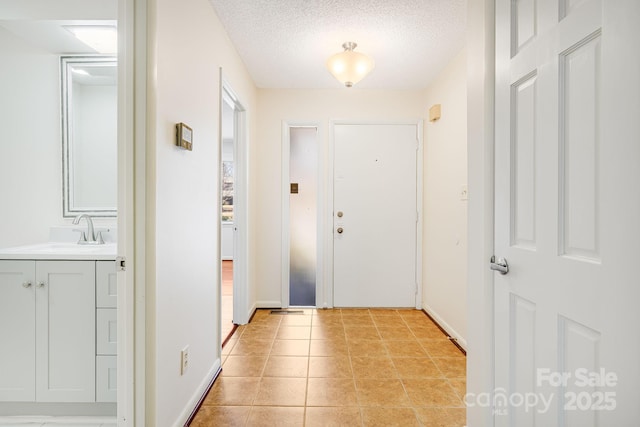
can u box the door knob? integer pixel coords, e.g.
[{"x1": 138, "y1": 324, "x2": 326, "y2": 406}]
[
  {"x1": 490, "y1": 256, "x2": 509, "y2": 275},
  {"x1": 37, "y1": 281, "x2": 46, "y2": 288},
  {"x1": 337, "y1": 227, "x2": 344, "y2": 234},
  {"x1": 337, "y1": 211, "x2": 344, "y2": 218},
  {"x1": 22, "y1": 282, "x2": 32, "y2": 288}
]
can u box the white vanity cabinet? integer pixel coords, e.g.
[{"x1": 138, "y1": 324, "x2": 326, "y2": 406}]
[{"x1": 0, "y1": 260, "x2": 95, "y2": 402}]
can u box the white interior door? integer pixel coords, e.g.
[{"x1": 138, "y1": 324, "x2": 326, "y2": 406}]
[
  {"x1": 333, "y1": 123, "x2": 419, "y2": 308},
  {"x1": 494, "y1": 0, "x2": 640, "y2": 425}
]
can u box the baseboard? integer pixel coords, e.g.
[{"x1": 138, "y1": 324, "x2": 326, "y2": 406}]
[
  {"x1": 255, "y1": 300, "x2": 282, "y2": 309},
  {"x1": 247, "y1": 302, "x2": 257, "y2": 323},
  {"x1": 422, "y1": 303, "x2": 468, "y2": 351},
  {"x1": 0, "y1": 403, "x2": 116, "y2": 418},
  {"x1": 175, "y1": 359, "x2": 222, "y2": 427},
  {"x1": 0, "y1": 416, "x2": 115, "y2": 424}
]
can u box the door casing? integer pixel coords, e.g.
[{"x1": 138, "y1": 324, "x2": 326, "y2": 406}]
[
  {"x1": 117, "y1": 0, "x2": 147, "y2": 424},
  {"x1": 220, "y1": 77, "x2": 250, "y2": 325},
  {"x1": 466, "y1": 0, "x2": 497, "y2": 426}
]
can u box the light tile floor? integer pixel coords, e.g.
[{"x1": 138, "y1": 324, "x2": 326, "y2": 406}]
[{"x1": 192, "y1": 308, "x2": 466, "y2": 426}]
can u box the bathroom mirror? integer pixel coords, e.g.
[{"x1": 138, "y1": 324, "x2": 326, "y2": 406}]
[{"x1": 61, "y1": 56, "x2": 117, "y2": 217}]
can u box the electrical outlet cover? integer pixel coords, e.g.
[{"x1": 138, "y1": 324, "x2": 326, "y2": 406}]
[{"x1": 181, "y1": 346, "x2": 189, "y2": 375}]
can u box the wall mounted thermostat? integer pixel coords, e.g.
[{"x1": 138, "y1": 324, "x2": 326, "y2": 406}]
[{"x1": 176, "y1": 122, "x2": 193, "y2": 151}]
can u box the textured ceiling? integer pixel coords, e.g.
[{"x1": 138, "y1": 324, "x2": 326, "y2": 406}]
[{"x1": 208, "y1": 0, "x2": 467, "y2": 89}]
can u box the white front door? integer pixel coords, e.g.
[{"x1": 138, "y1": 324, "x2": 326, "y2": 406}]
[
  {"x1": 333, "y1": 123, "x2": 420, "y2": 308},
  {"x1": 494, "y1": 0, "x2": 640, "y2": 425}
]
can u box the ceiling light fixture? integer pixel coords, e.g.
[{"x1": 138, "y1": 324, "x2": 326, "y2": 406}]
[
  {"x1": 71, "y1": 68, "x2": 90, "y2": 76},
  {"x1": 326, "y1": 42, "x2": 374, "y2": 88},
  {"x1": 65, "y1": 25, "x2": 117, "y2": 54}
]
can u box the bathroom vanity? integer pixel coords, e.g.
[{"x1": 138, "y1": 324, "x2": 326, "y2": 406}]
[{"x1": 0, "y1": 242, "x2": 117, "y2": 412}]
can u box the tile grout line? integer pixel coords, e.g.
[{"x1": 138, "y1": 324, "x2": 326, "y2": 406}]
[
  {"x1": 245, "y1": 313, "x2": 276, "y2": 425},
  {"x1": 193, "y1": 308, "x2": 465, "y2": 425},
  {"x1": 341, "y1": 310, "x2": 366, "y2": 427},
  {"x1": 302, "y1": 312, "x2": 315, "y2": 427}
]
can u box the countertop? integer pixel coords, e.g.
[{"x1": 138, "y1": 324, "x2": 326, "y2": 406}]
[{"x1": 0, "y1": 242, "x2": 117, "y2": 260}]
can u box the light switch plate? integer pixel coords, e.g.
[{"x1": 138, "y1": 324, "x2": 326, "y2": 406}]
[
  {"x1": 181, "y1": 345, "x2": 190, "y2": 375},
  {"x1": 460, "y1": 185, "x2": 468, "y2": 201}
]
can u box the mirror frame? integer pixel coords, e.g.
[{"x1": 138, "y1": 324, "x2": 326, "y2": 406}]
[{"x1": 61, "y1": 55, "x2": 117, "y2": 217}]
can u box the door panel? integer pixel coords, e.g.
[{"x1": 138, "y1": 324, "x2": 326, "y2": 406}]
[
  {"x1": 559, "y1": 33, "x2": 601, "y2": 261},
  {"x1": 511, "y1": 72, "x2": 537, "y2": 249},
  {"x1": 333, "y1": 123, "x2": 418, "y2": 308},
  {"x1": 494, "y1": 0, "x2": 640, "y2": 425}
]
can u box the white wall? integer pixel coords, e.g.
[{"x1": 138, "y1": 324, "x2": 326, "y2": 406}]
[
  {"x1": 0, "y1": 27, "x2": 62, "y2": 248},
  {"x1": 146, "y1": 0, "x2": 257, "y2": 424},
  {"x1": 255, "y1": 89, "x2": 425, "y2": 307},
  {"x1": 422, "y1": 48, "x2": 468, "y2": 346}
]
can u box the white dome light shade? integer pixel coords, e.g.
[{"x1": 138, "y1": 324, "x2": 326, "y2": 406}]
[{"x1": 326, "y1": 42, "x2": 375, "y2": 88}]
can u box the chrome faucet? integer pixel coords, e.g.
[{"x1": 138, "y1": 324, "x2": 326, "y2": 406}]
[{"x1": 72, "y1": 214, "x2": 104, "y2": 245}]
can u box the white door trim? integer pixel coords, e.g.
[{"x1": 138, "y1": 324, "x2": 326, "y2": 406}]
[
  {"x1": 117, "y1": 0, "x2": 147, "y2": 425},
  {"x1": 281, "y1": 122, "x2": 324, "y2": 308},
  {"x1": 220, "y1": 76, "x2": 250, "y2": 325},
  {"x1": 466, "y1": 0, "x2": 496, "y2": 426},
  {"x1": 328, "y1": 120, "x2": 423, "y2": 309}
]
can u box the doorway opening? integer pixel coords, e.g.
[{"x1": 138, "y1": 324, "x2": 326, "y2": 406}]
[
  {"x1": 219, "y1": 77, "x2": 249, "y2": 348},
  {"x1": 281, "y1": 124, "x2": 322, "y2": 308},
  {"x1": 220, "y1": 95, "x2": 235, "y2": 341}
]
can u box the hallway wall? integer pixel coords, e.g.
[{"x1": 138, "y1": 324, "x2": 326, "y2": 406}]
[
  {"x1": 422, "y1": 48, "x2": 468, "y2": 346},
  {"x1": 147, "y1": 0, "x2": 257, "y2": 424}
]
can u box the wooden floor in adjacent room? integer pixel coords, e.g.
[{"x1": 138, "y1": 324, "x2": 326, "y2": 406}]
[
  {"x1": 191, "y1": 308, "x2": 466, "y2": 426},
  {"x1": 222, "y1": 260, "x2": 234, "y2": 341}
]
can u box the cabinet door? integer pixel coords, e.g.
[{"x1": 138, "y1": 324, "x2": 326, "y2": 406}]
[
  {"x1": 96, "y1": 260, "x2": 117, "y2": 308},
  {"x1": 0, "y1": 260, "x2": 35, "y2": 401},
  {"x1": 96, "y1": 355, "x2": 117, "y2": 402},
  {"x1": 35, "y1": 261, "x2": 95, "y2": 402},
  {"x1": 96, "y1": 308, "x2": 117, "y2": 355}
]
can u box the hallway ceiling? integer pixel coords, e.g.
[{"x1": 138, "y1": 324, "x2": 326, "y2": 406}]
[{"x1": 208, "y1": 0, "x2": 467, "y2": 90}]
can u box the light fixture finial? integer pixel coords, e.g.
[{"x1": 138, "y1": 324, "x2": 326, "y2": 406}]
[{"x1": 342, "y1": 41, "x2": 357, "y2": 51}]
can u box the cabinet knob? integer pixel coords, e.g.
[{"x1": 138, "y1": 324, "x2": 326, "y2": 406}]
[
  {"x1": 37, "y1": 281, "x2": 45, "y2": 288},
  {"x1": 22, "y1": 281, "x2": 32, "y2": 288}
]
